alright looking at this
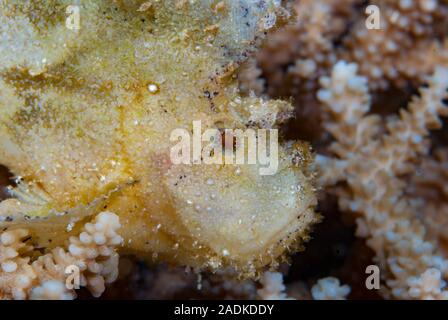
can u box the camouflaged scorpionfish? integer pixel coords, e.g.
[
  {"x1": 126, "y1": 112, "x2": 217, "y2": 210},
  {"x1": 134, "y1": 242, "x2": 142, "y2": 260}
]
[{"x1": 0, "y1": 0, "x2": 317, "y2": 276}]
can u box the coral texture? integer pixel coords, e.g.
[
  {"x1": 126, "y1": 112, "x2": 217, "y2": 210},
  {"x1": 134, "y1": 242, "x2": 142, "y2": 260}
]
[
  {"x1": 246, "y1": 0, "x2": 448, "y2": 94},
  {"x1": 0, "y1": 211, "x2": 122, "y2": 299},
  {"x1": 407, "y1": 148, "x2": 448, "y2": 243},
  {"x1": 257, "y1": 272, "x2": 350, "y2": 300},
  {"x1": 341, "y1": 0, "x2": 448, "y2": 90},
  {"x1": 311, "y1": 277, "x2": 351, "y2": 300},
  {"x1": 241, "y1": 0, "x2": 448, "y2": 145},
  {"x1": 317, "y1": 61, "x2": 448, "y2": 299},
  {"x1": 257, "y1": 271, "x2": 291, "y2": 300}
]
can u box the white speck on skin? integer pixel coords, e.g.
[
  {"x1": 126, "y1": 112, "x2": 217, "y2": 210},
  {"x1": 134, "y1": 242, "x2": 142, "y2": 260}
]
[
  {"x1": 66, "y1": 222, "x2": 74, "y2": 232},
  {"x1": 147, "y1": 83, "x2": 159, "y2": 93}
]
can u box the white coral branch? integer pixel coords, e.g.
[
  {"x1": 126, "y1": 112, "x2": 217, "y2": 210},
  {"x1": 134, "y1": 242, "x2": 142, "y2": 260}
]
[
  {"x1": 311, "y1": 277, "x2": 350, "y2": 300},
  {"x1": 317, "y1": 61, "x2": 448, "y2": 299},
  {"x1": 0, "y1": 211, "x2": 122, "y2": 300},
  {"x1": 257, "y1": 272, "x2": 292, "y2": 300}
]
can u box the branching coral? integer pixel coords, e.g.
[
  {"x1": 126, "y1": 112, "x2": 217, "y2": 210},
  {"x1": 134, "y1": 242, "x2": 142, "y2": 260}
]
[
  {"x1": 0, "y1": 211, "x2": 122, "y2": 299},
  {"x1": 239, "y1": 0, "x2": 363, "y2": 142},
  {"x1": 317, "y1": 61, "x2": 448, "y2": 299},
  {"x1": 257, "y1": 272, "x2": 350, "y2": 300},
  {"x1": 254, "y1": 0, "x2": 362, "y2": 98},
  {"x1": 341, "y1": 0, "x2": 448, "y2": 90},
  {"x1": 0, "y1": 0, "x2": 318, "y2": 292},
  {"x1": 407, "y1": 148, "x2": 448, "y2": 243},
  {"x1": 311, "y1": 277, "x2": 350, "y2": 300},
  {"x1": 245, "y1": 0, "x2": 448, "y2": 94},
  {"x1": 257, "y1": 271, "x2": 291, "y2": 300},
  {"x1": 239, "y1": 0, "x2": 448, "y2": 146}
]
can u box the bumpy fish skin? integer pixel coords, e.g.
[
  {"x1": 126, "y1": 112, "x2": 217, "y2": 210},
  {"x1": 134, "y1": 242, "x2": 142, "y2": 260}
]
[{"x1": 0, "y1": 0, "x2": 317, "y2": 275}]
